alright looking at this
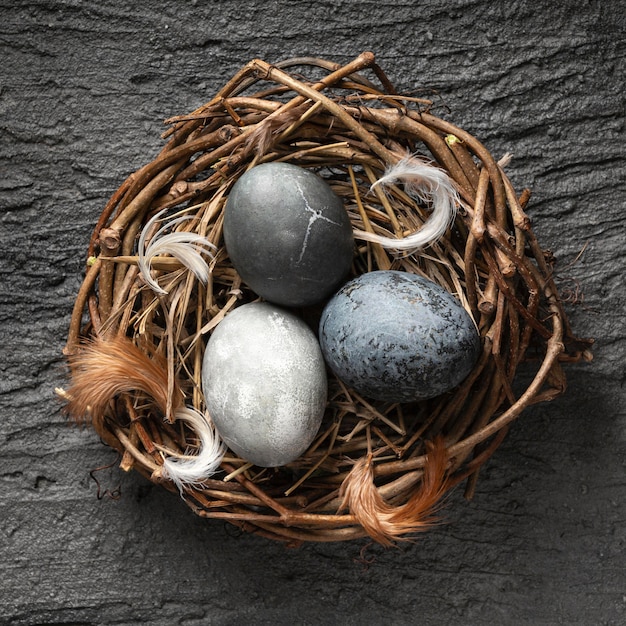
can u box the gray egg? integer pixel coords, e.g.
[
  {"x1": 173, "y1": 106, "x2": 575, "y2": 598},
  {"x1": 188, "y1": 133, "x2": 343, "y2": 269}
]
[
  {"x1": 224, "y1": 162, "x2": 354, "y2": 307},
  {"x1": 202, "y1": 302, "x2": 328, "y2": 467},
  {"x1": 319, "y1": 270, "x2": 481, "y2": 402}
]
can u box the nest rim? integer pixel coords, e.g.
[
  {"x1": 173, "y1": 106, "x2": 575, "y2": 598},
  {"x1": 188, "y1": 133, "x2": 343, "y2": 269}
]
[{"x1": 62, "y1": 52, "x2": 592, "y2": 546}]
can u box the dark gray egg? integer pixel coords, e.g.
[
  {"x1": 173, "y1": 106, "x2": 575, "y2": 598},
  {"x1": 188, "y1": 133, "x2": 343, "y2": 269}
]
[
  {"x1": 319, "y1": 270, "x2": 481, "y2": 402},
  {"x1": 224, "y1": 162, "x2": 354, "y2": 307}
]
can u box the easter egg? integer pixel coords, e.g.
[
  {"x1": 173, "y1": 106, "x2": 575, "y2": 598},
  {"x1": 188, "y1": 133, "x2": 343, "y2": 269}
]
[
  {"x1": 202, "y1": 302, "x2": 328, "y2": 467},
  {"x1": 223, "y1": 162, "x2": 354, "y2": 307},
  {"x1": 319, "y1": 270, "x2": 481, "y2": 402}
]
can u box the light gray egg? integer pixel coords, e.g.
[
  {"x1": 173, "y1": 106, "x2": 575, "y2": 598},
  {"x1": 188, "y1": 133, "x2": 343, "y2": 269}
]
[
  {"x1": 202, "y1": 302, "x2": 328, "y2": 467},
  {"x1": 223, "y1": 162, "x2": 354, "y2": 307},
  {"x1": 319, "y1": 270, "x2": 481, "y2": 402}
]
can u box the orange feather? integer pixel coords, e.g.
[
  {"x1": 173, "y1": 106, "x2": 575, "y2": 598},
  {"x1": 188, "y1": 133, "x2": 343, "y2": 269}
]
[
  {"x1": 338, "y1": 437, "x2": 449, "y2": 547},
  {"x1": 64, "y1": 335, "x2": 183, "y2": 433}
]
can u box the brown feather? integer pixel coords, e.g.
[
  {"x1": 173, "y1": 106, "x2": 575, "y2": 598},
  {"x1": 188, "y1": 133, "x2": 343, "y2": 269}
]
[
  {"x1": 243, "y1": 104, "x2": 308, "y2": 155},
  {"x1": 64, "y1": 335, "x2": 184, "y2": 433},
  {"x1": 338, "y1": 438, "x2": 449, "y2": 547}
]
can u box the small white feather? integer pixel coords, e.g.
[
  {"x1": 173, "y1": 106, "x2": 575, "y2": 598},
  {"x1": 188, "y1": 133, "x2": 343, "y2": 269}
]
[
  {"x1": 354, "y1": 156, "x2": 459, "y2": 253},
  {"x1": 138, "y1": 208, "x2": 217, "y2": 295},
  {"x1": 160, "y1": 405, "x2": 226, "y2": 493}
]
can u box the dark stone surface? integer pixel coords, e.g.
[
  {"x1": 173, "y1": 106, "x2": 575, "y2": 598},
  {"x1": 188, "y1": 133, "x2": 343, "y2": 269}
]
[{"x1": 1, "y1": 0, "x2": 624, "y2": 624}]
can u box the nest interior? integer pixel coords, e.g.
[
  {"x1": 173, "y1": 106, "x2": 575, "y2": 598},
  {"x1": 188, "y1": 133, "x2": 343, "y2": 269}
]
[{"x1": 62, "y1": 52, "x2": 592, "y2": 545}]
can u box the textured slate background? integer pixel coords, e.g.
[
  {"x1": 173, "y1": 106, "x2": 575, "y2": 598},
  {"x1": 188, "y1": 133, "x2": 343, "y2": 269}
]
[{"x1": 1, "y1": 0, "x2": 624, "y2": 624}]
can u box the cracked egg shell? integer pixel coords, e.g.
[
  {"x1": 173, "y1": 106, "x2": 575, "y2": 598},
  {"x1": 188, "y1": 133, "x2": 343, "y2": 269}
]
[
  {"x1": 224, "y1": 162, "x2": 354, "y2": 307},
  {"x1": 319, "y1": 270, "x2": 481, "y2": 402},
  {"x1": 202, "y1": 302, "x2": 328, "y2": 467}
]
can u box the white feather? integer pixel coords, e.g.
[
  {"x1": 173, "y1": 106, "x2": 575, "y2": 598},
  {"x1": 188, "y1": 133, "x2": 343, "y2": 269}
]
[
  {"x1": 138, "y1": 208, "x2": 217, "y2": 295},
  {"x1": 160, "y1": 405, "x2": 226, "y2": 493},
  {"x1": 354, "y1": 156, "x2": 459, "y2": 253}
]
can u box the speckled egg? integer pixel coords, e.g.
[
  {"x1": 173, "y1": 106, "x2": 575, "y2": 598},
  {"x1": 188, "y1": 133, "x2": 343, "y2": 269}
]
[
  {"x1": 319, "y1": 270, "x2": 481, "y2": 402},
  {"x1": 223, "y1": 162, "x2": 354, "y2": 307},
  {"x1": 202, "y1": 302, "x2": 328, "y2": 467}
]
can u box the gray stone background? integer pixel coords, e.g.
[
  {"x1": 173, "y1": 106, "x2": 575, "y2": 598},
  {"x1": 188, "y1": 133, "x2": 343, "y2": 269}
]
[{"x1": 1, "y1": 0, "x2": 624, "y2": 624}]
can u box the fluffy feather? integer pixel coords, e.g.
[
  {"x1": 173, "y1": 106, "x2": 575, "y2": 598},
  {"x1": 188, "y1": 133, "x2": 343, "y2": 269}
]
[
  {"x1": 64, "y1": 335, "x2": 184, "y2": 431},
  {"x1": 354, "y1": 156, "x2": 459, "y2": 253},
  {"x1": 159, "y1": 405, "x2": 226, "y2": 493},
  {"x1": 138, "y1": 208, "x2": 217, "y2": 295},
  {"x1": 338, "y1": 438, "x2": 449, "y2": 546}
]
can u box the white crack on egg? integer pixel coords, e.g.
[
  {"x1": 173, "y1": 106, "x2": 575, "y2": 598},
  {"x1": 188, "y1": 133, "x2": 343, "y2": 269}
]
[{"x1": 294, "y1": 179, "x2": 342, "y2": 265}]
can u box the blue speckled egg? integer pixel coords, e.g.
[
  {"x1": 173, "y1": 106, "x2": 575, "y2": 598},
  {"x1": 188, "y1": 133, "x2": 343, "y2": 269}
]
[
  {"x1": 223, "y1": 162, "x2": 354, "y2": 307},
  {"x1": 202, "y1": 302, "x2": 328, "y2": 467},
  {"x1": 319, "y1": 270, "x2": 481, "y2": 402}
]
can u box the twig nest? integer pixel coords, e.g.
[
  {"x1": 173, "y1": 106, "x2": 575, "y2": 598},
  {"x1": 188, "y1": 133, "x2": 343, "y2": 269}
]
[
  {"x1": 319, "y1": 271, "x2": 481, "y2": 402},
  {"x1": 224, "y1": 162, "x2": 354, "y2": 306},
  {"x1": 61, "y1": 52, "x2": 592, "y2": 545}
]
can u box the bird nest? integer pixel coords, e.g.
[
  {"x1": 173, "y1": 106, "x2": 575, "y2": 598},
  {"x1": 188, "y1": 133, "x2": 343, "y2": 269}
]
[{"x1": 61, "y1": 52, "x2": 592, "y2": 545}]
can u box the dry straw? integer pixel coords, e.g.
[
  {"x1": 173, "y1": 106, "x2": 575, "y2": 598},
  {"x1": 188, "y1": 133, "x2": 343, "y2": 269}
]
[{"x1": 61, "y1": 53, "x2": 592, "y2": 545}]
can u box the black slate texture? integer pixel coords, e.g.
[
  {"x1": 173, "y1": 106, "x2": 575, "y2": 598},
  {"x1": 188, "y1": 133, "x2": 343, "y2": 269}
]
[{"x1": 1, "y1": 1, "x2": 624, "y2": 624}]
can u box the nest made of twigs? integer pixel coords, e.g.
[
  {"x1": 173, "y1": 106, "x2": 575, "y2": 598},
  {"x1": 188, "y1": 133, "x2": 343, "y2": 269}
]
[{"x1": 61, "y1": 52, "x2": 592, "y2": 545}]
